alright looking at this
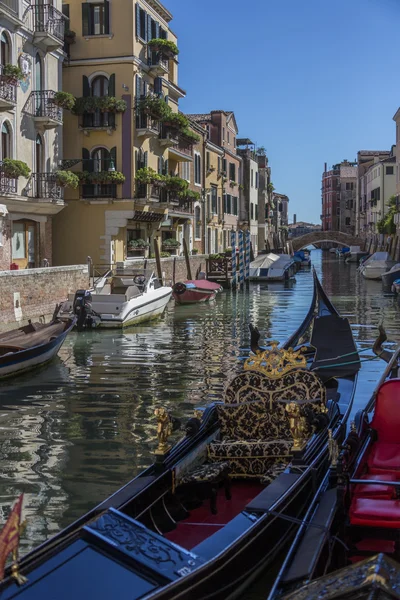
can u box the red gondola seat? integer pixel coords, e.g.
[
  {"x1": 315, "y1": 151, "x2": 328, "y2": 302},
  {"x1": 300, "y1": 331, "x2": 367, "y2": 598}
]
[
  {"x1": 350, "y1": 498, "x2": 400, "y2": 528},
  {"x1": 367, "y1": 379, "x2": 400, "y2": 474}
]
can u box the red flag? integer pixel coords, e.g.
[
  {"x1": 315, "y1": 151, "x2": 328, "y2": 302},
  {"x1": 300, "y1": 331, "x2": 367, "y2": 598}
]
[{"x1": 0, "y1": 494, "x2": 24, "y2": 580}]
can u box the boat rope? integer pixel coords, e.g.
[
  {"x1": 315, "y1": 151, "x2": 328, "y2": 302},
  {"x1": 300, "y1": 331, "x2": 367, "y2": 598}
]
[
  {"x1": 313, "y1": 346, "x2": 374, "y2": 364},
  {"x1": 311, "y1": 355, "x2": 381, "y2": 371}
]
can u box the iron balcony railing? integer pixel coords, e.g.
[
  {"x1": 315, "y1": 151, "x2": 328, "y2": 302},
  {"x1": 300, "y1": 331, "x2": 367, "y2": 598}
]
[
  {"x1": 81, "y1": 111, "x2": 116, "y2": 129},
  {"x1": 81, "y1": 184, "x2": 117, "y2": 199},
  {"x1": 0, "y1": 66, "x2": 17, "y2": 105},
  {"x1": 0, "y1": 168, "x2": 17, "y2": 194},
  {"x1": 29, "y1": 173, "x2": 63, "y2": 201},
  {"x1": 136, "y1": 111, "x2": 160, "y2": 132},
  {"x1": 148, "y1": 51, "x2": 169, "y2": 71},
  {"x1": 30, "y1": 3, "x2": 65, "y2": 42},
  {"x1": 23, "y1": 90, "x2": 62, "y2": 122},
  {"x1": 159, "y1": 125, "x2": 179, "y2": 144}
]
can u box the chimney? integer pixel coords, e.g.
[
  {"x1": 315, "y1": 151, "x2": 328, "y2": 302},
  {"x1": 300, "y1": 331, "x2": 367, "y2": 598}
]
[
  {"x1": 293, "y1": 214, "x2": 297, "y2": 224},
  {"x1": 324, "y1": 162, "x2": 327, "y2": 173}
]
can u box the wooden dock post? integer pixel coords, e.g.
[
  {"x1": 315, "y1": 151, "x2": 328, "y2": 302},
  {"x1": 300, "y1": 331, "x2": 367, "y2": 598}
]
[
  {"x1": 153, "y1": 238, "x2": 163, "y2": 285},
  {"x1": 182, "y1": 238, "x2": 192, "y2": 280}
]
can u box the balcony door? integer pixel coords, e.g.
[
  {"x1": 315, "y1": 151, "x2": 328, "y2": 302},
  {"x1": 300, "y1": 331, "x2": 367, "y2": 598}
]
[
  {"x1": 2, "y1": 122, "x2": 10, "y2": 159},
  {"x1": 12, "y1": 220, "x2": 37, "y2": 269},
  {"x1": 35, "y1": 134, "x2": 44, "y2": 197},
  {"x1": 35, "y1": 53, "x2": 43, "y2": 116},
  {"x1": 90, "y1": 75, "x2": 109, "y2": 128}
]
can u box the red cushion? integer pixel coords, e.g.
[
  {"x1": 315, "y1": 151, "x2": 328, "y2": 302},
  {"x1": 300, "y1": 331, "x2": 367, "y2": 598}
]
[
  {"x1": 350, "y1": 498, "x2": 400, "y2": 528},
  {"x1": 368, "y1": 443, "x2": 400, "y2": 473},
  {"x1": 371, "y1": 379, "x2": 400, "y2": 443},
  {"x1": 354, "y1": 473, "x2": 396, "y2": 499}
]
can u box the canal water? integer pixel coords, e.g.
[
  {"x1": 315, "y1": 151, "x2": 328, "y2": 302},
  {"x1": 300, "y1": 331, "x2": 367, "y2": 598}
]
[{"x1": 0, "y1": 249, "x2": 399, "y2": 568}]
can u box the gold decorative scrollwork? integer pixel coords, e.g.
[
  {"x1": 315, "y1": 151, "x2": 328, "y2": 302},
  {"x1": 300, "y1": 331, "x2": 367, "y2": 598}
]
[
  {"x1": 285, "y1": 401, "x2": 308, "y2": 451},
  {"x1": 244, "y1": 341, "x2": 308, "y2": 379},
  {"x1": 154, "y1": 407, "x2": 172, "y2": 455},
  {"x1": 328, "y1": 429, "x2": 339, "y2": 466},
  {"x1": 194, "y1": 409, "x2": 204, "y2": 421}
]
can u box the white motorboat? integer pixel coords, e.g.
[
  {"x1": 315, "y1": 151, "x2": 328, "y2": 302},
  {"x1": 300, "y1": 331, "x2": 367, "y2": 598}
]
[
  {"x1": 59, "y1": 270, "x2": 172, "y2": 329},
  {"x1": 359, "y1": 252, "x2": 395, "y2": 280},
  {"x1": 345, "y1": 246, "x2": 369, "y2": 263},
  {"x1": 249, "y1": 253, "x2": 296, "y2": 281},
  {"x1": 382, "y1": 263, "x2": 400, "y2": 288}
]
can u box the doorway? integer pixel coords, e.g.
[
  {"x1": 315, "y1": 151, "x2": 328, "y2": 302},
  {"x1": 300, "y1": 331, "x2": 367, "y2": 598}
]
[{"x1": 12, "y1": 220, "x2": 37, "y2": 269}]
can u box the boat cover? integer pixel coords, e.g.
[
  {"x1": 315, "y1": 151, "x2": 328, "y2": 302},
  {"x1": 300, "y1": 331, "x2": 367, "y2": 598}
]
[
  {"x1": 310, "y1": 314, "x2": 360, "y2": 380},
  {"x1": 184, "y1": 280, "x2": 222, "y2": 291}
]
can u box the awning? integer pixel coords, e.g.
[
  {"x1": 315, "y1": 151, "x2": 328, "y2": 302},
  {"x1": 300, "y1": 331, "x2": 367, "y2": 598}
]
[
  {"x1": 130, "y1": 210, "x2": 165, "y2": 223},
  {"x1": 0, "y1": 204, "x2": 8, "y2": 216}
]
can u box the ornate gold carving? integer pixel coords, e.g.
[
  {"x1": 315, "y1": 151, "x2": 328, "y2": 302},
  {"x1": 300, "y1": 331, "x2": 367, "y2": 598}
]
[
  {"x1": 194, "y1": 409, "x2": 204, "y2": 421},
  {"x1": 328, "y1": 429, "x2": 339, "y2": 466},
  {"x1": 10, "y1": 519, "x2": 27, "y2": 586},
  {"x1": 285, "y1": 402, "x2": 308, "y2": 451},
  {"x1": 154, "y1": 407, "x2": 172, "y2": 455},
  {"x1": 244, "y1": 341, "x2": 307, "y2": 379}
]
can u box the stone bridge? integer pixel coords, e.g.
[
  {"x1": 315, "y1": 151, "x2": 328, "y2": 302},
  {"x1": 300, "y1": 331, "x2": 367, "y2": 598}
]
[{"x1": 291, "y1": 231, "x2": 364, "y2": 252}]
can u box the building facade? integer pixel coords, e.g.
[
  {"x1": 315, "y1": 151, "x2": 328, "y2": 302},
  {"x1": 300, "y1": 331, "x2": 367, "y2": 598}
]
[
  {"x1": 356, "y1": 151, "x2": 391, "y2": 235},
  {"x1": 53, "y1": 0, "x2": 200, "y2": 266},
  {"x1": 202, "y1": 138, "x2": 224, "y2": 254},
  {"x1": 237, "y1": 139, "x2": 259, "y2": 255},
  {"x1": 0, "y1": 0, "x2": 65, "y2": 270},
  {"x1": 338, "y1": 162, "x2": 357, "y2": 234},
  {"x1": 364, "y1": 151, "x2": 396, "y2": 235}
]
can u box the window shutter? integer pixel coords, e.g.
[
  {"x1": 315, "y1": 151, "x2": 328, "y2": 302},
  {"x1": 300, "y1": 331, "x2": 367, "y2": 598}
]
[
  {"x1": 82, "y1": 75, "x2": 90, "y2": 97},
  {"x1": 110, "y1": 146, "x2": 117, "y2": 170},
  {"x1": 147, "y1": 14, "x2": 152, "y2": 41},
  {"x1": 135, "y1": 74, "x2": 141, "y2": 98},
  {"x1": 135, "y1": 3, "x2": 141, "y2": 37},
  {"x1": 82, "y1": 148, "x2": 92, "y2": 172},
  {"x1": 144, "y1": 151, "x2": 148, "y2": 168},
  {"x1": 62, "y1": 3, "x2": 70, "y2": 17},
  {"x1": 82, "y1": 3, "x2": 91, "y2": 36},
  {"x1": 158, "y1": 157, "x2": 162, "y2": 174},
  {"x1": 104, "y1": 0, "x2": 110, "y2": 34},
  {"x1": 108, "y1": 74, "x2": 115, "y2": 97},
  {"x1": 154, "y1": 77, "x2": 162, "y2": 95},
  {"x1": 164, "y1": 159, "x2": 168, "y2": 175},
  {"x1": 155, "y1": 21, "x2": 160, "y2": 38},
  {"x1": 222, "y1": 158, "x2": 226, "y2": 173}
]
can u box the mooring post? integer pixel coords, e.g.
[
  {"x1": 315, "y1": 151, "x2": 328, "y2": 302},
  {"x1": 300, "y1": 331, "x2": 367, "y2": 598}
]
[
  {"x1": 238, "y1": 230, "x2": 244, "y2": 290},
  {"x1": 231, "y1": 228, "x2": 237, "y2": 290}
]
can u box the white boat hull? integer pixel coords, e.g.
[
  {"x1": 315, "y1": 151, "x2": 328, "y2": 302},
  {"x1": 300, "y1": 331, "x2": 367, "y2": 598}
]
[{"x1": 360, "y1": 266, "x2": 387, "y2": 280}]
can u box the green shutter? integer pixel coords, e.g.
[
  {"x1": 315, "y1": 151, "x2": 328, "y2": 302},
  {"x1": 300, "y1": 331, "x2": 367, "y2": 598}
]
[
  {"x1": 82, "y1": 75, "x2": 90, "y2": 97},
  {"x1": 110, "y1": 146, "x2": 117, "y2": 170},
  {"x1": 155, "y1": 21, "x2": 160, "y2": 38},
  {"x1": 104, "y1": 0, "x2": 110, "y2": 34},
  {"x1": 144, "y1": 151, "x2": 148, "y2": 167},
  {"x1": 135, "y1": 3, "x2": 141, "y2": 37},
  {"x1": 147, "y1": 14, "x2": 152, "y2": 41},
  {"x1": 164, "y1": 159, "x2": 168, "y2": 175},
  {"x1": 108, "y1": 74, "x2": 115, "y2": 97},
  {"x1": 82, "y1": 3, "x2": 90, "y2": 36},
  {"x1": 82, "y1": 148, "x2": 92, "y2": 172},
  {"x1": 158, "y1": 157, "x2": 162, "y2": 174}
]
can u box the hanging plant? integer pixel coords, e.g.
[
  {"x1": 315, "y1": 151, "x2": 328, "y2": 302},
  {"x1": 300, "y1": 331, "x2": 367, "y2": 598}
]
[
  {"x1": 137, "y1": 95, "x2": 171, "y2": 120},
  {"x1": 162, "y1": 238, "x2": 181, "y2": 247},
  {"x1": 54, "y1": 170, "x2": 79, "y2": 188},
  {"x1": 2, "y1": 64, "x2": 23, "y2": 82},
  {"x1": 230, "y1": 181, "x2": 237, "y2": 188},
  {"x1": 72, "y1": 96, "x2": 127, "y2": 115},
  {"x1": 164, "y1": 175, "x2": 189, "y2": 193},
  {"x1": 135, "y1": 167, "x2": 166, "y2": 185},
  {"x1": 51, "y1": 91, "x2": 76, "y2": 110},
  {"x1": 79, "y1": 170, "x2": 125, "y2": 184},
  {"x1": 191, "y1": 248, "x2": 199, "y2": 255},
  {"x1": 128, "y1": 238, "x2": 150, "y2": 249},
  {"x1": 64, "y1": 29, "x2": 76, "y2": 44},
  {"x1": 148, "y1": 38, "x2": 179, "y2": 57},
  {"x1": 1, "y1": 158, "x2": 31, "y2": 178},
  {"x1": 178, "y1": 189, "x2": 201, "y2": 202},
  {"x1": 180, "y1": 128, "x2": 201, "y2": 144},
  {"x1": 162, "y1": 111, "x2": 188, "y2": 130}
]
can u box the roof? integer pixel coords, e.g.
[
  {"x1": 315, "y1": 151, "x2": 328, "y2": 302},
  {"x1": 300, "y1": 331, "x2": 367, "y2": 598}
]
[
  {"x1": 146, "y1": 0, "x2": 173, "y2": 22},
  {"x1": 357, "y1": 150, "x2": 391, "y2": 156},
  {"x1": 187, "y1": 113, "x2": 212, "y2": 122},
  {"x1": 237, "y1": 138, "x2": 255, "y2": 146}
]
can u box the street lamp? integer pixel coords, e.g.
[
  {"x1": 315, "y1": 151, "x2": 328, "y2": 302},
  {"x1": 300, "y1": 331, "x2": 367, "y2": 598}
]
[{"x1": 108, "y1": 159, "x2": 116, "y2": 172}]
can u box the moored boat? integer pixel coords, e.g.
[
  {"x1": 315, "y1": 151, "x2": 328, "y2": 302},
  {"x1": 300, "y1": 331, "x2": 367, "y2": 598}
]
[
  {"x1": 59, "y1": 269, "x2": 172, "y2": 329},
  {"x1": 249, "y1": 252, "x2": 296, "y2": 281},
  {"x1": 359, "y1": 252, "x2": 395, "y2": 280},
  {"x1": 345, "y1": 245, "x2": 369, "y2": 263},
  {"x1": 172, "y1": 278, "x2": 222, "y2": 304},
  {"x1": 382, "y1": 263, "x2": 400, "y2": 288},
  {"x1": 293, "y1": 250, "x2": 311, "y2": 267},
  {"x1": 0, "y1": 313, "x2": 75, "y2": 379},
  {"x1": 0, "y1": 272, "x2": 363, "y2": 600}
]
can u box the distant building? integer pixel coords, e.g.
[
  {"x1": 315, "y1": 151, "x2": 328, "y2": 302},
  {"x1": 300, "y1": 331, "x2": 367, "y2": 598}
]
[
  {"x1": 272, "y1": 192, "x2": 289, "y2": 229},
  {"x1": 356, "y1": 150, "x2": 393, "y2": 236},
  {"x1": 321, "y1": 160, "x2": 357, "y2": 233},
  {"x1": 288, "y1": 222, "x2": 321, "y2": 238},
  {"x1": 237, "y1": 138, "x2": 259, "y2": 254}
]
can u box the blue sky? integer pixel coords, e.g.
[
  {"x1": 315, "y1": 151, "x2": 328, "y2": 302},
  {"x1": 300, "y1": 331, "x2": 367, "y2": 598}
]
[{"x1": 165, "y1": 0, "x2": 400, "y2": 223}]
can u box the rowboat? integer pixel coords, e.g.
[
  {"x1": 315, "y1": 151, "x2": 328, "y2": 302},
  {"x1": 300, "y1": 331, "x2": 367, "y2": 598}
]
[
  {"x1": 268, "y1": 342, "x2": 400, "y2": 600},
  {"x1": 0, "y1": 313, "x2": 75, "y2": 380},
  {"x1": 0, "y1": 272, "x2": 361, "y2": 599},
  {"x1": 172, "y1": 279, "x2": 222, "y2": 304},
  {"x1": 359, "y1": 252, "x2": 395, "y2": 280}
]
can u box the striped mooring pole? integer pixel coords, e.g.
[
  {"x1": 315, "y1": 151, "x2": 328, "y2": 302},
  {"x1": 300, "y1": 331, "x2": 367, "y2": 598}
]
[
  {"x1": 245, "y1": 230, "x2": 251, "y2": 283},
  {"x1": 238, "y1": 230, "x2": 244, "y2": 289},
  {"x1": 230, "y1": 229, "x2": 237, "y2": 289}
]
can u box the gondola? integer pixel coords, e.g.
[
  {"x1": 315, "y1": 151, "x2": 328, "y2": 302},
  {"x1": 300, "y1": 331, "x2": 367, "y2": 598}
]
[
  {"x1": 0, "y1": 308, "x2": 76, "y2": 380},
  {"x1": 267, "y1": 341, "x2": 400, "y2": 600},
  {"x1": 0, "y1": 272, "x2": 361, "y2": 600}
]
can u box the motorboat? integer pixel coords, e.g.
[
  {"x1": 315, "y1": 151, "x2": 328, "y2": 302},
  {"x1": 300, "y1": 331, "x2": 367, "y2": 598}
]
[
  {"x1": 382, "y1": 263, "x2": 400, "y2": 288},
  {"x1": 249, "y1": 252, "x2": 296, "y2": 281},
  {"x1": 172, "y1": 278, "x2": 222, "y2": 304},
  {"x1": 59, "y1": 269, "x2": 172, "y2": 329},
  {"x1": 344, "y1": 245, "x2": 369, "y2": 263},
  {"x1": 336, "y1": 246, "x2": 350, "y2": 258},
  {"x1": 0, "y1": 272, "x2": 361, "y2": 600},
  {"x1": 293, "y1": 250, "x2": 311, "y2": 267},
  {"x1": 0, "y1": 313, "x2": 75, "y2": 379},
  {"x1": 359, "y1": 252, "x2": 395, "y2": 280}
]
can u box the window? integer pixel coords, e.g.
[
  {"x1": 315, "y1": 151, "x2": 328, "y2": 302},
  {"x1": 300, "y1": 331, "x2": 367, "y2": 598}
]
[
  {"x1": 195, "y1": 205, "x2": 201, "y2": 239},
  {"x1": 255, "y1": 204, "x2": 258, "y2": 220},
  {"x1": 232, "y1": 196, "x2": 238, "y2": 216},
  {"x1": 0, "y1": 32, "x2": 10, "y2": 67},
  {"x1": 194, "y1": 152, "x2": 201, "y2": 185},
  {"x1": 255, "y1": 172, "x2": 258, "y2": 189},
  {"x1": 82, "y1": 1, "x2": 110, "y2": 36},
  {"x1": 222, "y1": 158, "x2": 227, "y2": 175},
  {"x1": 181, "y1": 162, "x2": 190, "y2": 182},
  {"x1": 217, "y1": 156, "x2": 221, "y2": 174},
  {"x1": 222, "y1": 127, "x2": 225, "y2": 142},
  {"x1": 251, "y1": 203, "x2": 254, "y2": 219},
  {"x1": 92, "y1": 147, "x2": 111, "y2": 171},
  {"x1": 206, "y1": 152, "x2": 210, "y2": 171},
  {"x1": 233, "y1": 137, "x2": 236, "y2": 148},
  {"x1": 229, "y1": 163, "x2": 236, "y2": 182},
  {"x1": 251, "y1": 169, "x2": 253, "y2": 187},
  {"x1": 386, "y1": 166, "x2": 394, "y2": 175},
  {"x1": 345, "y1": 182, "x2": 354, "y2": 190},
  {"x1": 227, "y1": 131, "x2": 230, "y2": 144},
  {"x1": 224, "y1": 194, "x2": 232, "y2": 214},
  {"x1": 211, "y1": 186, "x2": 217, "y2": 214},
  {"x1": 1, "y1": 122, "x2": 10, "y2": 159}
]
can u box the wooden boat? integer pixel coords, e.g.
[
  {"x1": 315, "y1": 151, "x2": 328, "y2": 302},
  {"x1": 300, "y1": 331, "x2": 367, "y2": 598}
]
[
  {"x1": 0, "y1": 272, "x2": 361, "y2": 599},
  {"x1": 0, "y1": 312, "x2": 76, "y2": 379},
  {"x1": 382, "y1": 263, "x2": 400, "y2": 288},
  {"x1": 172, "y1": 279, "x2": 222, "y2": 304},
  {"x1": 359, "y1": 252, "x2": 395, "y2": 280},
  {"x1": 249, "y1": 252, "x2": 296, "y2": 281},
  {"x1": 268, "y1": 344, "x2": 400, "y2": 600}
]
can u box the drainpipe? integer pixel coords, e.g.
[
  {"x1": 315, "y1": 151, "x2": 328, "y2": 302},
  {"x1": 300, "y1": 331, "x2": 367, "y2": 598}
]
[{"x1": 203, "y1": 134, "x2": 207, "y2": 254}]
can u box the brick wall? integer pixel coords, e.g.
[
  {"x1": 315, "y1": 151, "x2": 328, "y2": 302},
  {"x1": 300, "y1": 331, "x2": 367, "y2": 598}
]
[
  {"x1": 0, "y1": 265, "x2": 89, "y2": 330},
  {"x1": 123, "y1": 255, "x2": 208, "y2": 285}
]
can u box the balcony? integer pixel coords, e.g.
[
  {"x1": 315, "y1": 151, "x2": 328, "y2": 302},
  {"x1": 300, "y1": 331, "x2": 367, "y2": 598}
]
[
  {"x1": 136, "y1": 112, "x2": 159, "y2": 139},
  {"x1": 0, "y1": 0, "x2": 22, "y2": 27},
  {"x1": 159, "y1": 126, "x2": 179, "y2": 148},
  {"x1": 30, "y1": 4, "x2": 65, "y2": 51},
  {"x1": 0, "y1": 68, "x2": 17, "y2": 111},
  {"x1": 168, "y1": 136, "x2": 193, "y2": 162},
  {"x1": 0, "y1": 169, "x2": 16, "y2": 194},
  {"x1": 28, "y1": 173, "x2": 63, "y2": 201},
  {"x1": 81, "y1": 184, "x2": 117, "y2": 199},
  {"x1": 79, "y1": 111, "x2": 116, "y2": 135},
  {"x1": 136, "y1": 183, "x2": 166, "y2": 203},
  {"x1": 148, "y1": 51, "x2": 169, "y2": 76},
  {"x1": 23, "y1": 90, "x2": 62, "y2": 130}
]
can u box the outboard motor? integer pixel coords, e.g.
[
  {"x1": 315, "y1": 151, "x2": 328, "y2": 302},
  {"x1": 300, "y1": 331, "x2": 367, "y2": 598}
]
[
  {"x1": 72, "y1": 289, "x2": 93, "y2": 330},
  {"x1": 173, "y1": 282, "x2": 187, "y2": 295}
]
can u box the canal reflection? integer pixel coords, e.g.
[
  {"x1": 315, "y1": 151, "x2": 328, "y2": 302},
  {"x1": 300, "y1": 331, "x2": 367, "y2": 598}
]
[{"x1": 0, "y1": 249, "x2": 399, "y2": 561}]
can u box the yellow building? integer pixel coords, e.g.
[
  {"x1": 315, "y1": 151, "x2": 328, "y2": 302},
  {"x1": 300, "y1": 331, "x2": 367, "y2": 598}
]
[{"x1": 54, "y1": 0, "x2": 198, "y2": 266}]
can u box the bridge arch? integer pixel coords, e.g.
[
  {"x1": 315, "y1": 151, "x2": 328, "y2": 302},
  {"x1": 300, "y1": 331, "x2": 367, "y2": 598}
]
[{"x1": 291, "y1": 231, "x2": 364, "y2": 252}]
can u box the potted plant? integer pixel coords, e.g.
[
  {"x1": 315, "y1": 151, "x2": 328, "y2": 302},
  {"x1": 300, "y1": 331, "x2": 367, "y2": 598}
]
[
  {"x1": 164, "y1": 175, "x2": 188, "y2": 194},
  {"x1": 137, "y1": 95, "x2": 171, "y2": 120},
  {"x1": 51, "y1": 91, "x2": 76, "y2": 111},
  {"x1": 135, "y1": 167, "x2": 165, "y2": 186},
  {"x1": 160, "y1": 251, "x2": 171, "y2": 258},
  {"x1": 162, "y1": 111, "x2": 188, "y2": 131},
  {"x1": 178, "y1": 189, "x2": 200, "y2": 202},
  {"x1": 1, "y1": 158, "x2": 30, "y2": 179},
  {"x1": 54, "y1": 170, "x2": 80, "y2": 188},
  {"x1": 180, "y1": 128, "x2": 201, "y2": 144},
  {"x1": 191, "y1": 248, "x2": 199, "y2": 255},
  {"x1": 64, "y1": 29, "x2": 76, "y2": 44},
  {"x1": 230, "y1": 181, "x2": 237, "y2": 188},
  {"x1": 128, "y1": 238, "x2": 150, "y2": 250},
  {"x1": 147, "y1": 38, "x2": 179, "y2": 58},
  {"x1": 225, "y1": 247, "x2": 232, "y2": 256},
  {"x1": 162, "y1": 238, "x2": 180, "y2": 248},
  {"x1": 106, "y1": 171, "x2": 126, "y2": 184},
  {"x1": 2, "y1": 64, "x2": 23, "y2": 82}
]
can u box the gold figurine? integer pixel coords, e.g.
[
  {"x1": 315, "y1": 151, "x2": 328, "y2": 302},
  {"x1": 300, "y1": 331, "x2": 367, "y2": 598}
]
[
  {"x1": 285, "y1": 401, "x2": 307, "y2": 451},
  {"x1": 328, "y1": 429, "x2": 339, "y2": 466},
  {"x1": 154, "y1": 407, "x2": 172, "y2": 455}
]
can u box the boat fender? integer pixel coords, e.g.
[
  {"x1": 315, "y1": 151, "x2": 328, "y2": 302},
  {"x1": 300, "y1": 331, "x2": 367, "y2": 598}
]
[
  {"x1": 185, "y1": 418, "x2": 201, "y2": 436},
  {"x1": 173, "y1": 282, "x2": 187, "y2": 295}
]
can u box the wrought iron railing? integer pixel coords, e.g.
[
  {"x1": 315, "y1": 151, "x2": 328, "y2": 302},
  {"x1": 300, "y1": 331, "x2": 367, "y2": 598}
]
[
  {"x1": 82, "y1": 111, "x2": 115, "y2": 129},
  {"x1": 136, "y1": 111, "x2": 159, "y2": 132},
  {"x1": 30, "y1": 4, "x2": 65, "y2": 41},
  {"x1": 0, "y1": 0, "x2": 18, "y2": 15},
  {"x1": 0, "y1": 66, "x2": 17, "y2": 105},
  {"x1": 0, "y1": 168, "x2": 16, "y2": 194},
  {"x1": 159, "y1": 125, "x2": 179, "y2": 144},
  {"x1": 81, "y1": 184, "x2": 117, "y2": 199},
  {"x1": 29, "y1": 173, "x2": 63, "y2": 200},
  {"x1": 23, "y1": 90, "x2": 62, "y2": 122},
  {"x1": 148, "y1": 51, "x2": 169, "y2": 71}
]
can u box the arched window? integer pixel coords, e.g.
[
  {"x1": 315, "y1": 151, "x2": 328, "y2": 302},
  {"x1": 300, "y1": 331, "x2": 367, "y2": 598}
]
[
  {"x1": 35, "y1": 53, "x2": 42, "y2": 91},
  {"x1": 0, "y1": 32, "x2": 10, "y2": 67},
  {"x1": 195, "y1": 205, "x2": 201, "y2": 239},
  {"x1": 91, "y1": 75, "x2": 108, "y2": 97},
  {"x1": 91, "y1": 147, "x2": 110, "y2": 172},
  {"x1": 88, "y1": 75, "x2": 109, "y2": 128},
  {"x1": 1, "y1": 121, "x2": 10, "y2": 159}
]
